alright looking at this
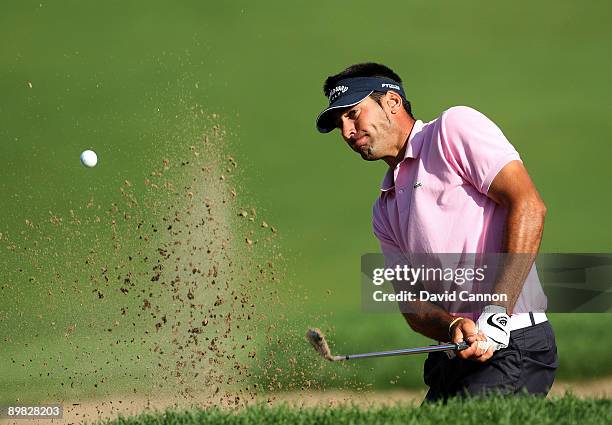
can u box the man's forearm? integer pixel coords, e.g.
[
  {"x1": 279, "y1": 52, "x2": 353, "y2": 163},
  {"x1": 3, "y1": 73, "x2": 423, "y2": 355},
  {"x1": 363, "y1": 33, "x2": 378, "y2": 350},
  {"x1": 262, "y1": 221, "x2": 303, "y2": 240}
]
[
  {"x1": 399, "y1": 301, "x2": 456, "y2": 341},
  {"x1": 390, "y1": 279, "x2": 456, "y2": 340}
]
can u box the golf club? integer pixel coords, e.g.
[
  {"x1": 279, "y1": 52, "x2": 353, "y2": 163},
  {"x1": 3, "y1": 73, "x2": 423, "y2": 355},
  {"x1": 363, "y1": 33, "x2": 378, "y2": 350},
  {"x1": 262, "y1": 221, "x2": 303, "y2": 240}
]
[{"x1": 306, "y1": 328, "x2": 469, "y2": 362}]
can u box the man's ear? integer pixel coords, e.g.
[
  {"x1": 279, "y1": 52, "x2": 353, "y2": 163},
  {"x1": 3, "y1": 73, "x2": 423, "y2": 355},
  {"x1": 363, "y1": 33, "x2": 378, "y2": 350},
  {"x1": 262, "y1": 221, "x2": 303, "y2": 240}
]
[{"x1": 385, "y1": 91, "x2": 403, "y2": 114}]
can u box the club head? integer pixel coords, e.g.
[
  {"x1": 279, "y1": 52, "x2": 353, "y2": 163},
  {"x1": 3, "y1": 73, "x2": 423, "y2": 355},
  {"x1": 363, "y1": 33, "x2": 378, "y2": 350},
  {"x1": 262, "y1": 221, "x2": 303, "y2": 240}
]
[{"x1": 306, "y1": 328, "x2": 341, "y2": 361}]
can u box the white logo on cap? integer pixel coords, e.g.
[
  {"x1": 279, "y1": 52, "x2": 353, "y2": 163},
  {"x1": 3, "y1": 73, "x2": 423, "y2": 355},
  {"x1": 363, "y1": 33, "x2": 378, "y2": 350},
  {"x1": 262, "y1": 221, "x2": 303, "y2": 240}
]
[
  {"x1": 329, "y1": 85, "x2": 349, "y2": 101},
  {"x1": 381, "y1": 83, "x2": 400, "y2": 90}
]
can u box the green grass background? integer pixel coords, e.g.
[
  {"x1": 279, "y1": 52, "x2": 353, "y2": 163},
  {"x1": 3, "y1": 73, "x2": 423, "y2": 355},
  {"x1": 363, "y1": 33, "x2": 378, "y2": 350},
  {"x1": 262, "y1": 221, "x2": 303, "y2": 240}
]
[{"x1": 1, "y1": 0, "x2": 611, "y2": 403}]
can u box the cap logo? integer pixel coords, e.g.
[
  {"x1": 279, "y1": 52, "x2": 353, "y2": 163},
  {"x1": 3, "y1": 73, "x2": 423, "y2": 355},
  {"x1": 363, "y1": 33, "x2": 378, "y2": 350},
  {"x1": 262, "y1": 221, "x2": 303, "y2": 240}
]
[
  {"x1": 329, "y1": 85, "x2": 349, "y2": 102},
  {"x1": 381, "y1": 83, "x2": 400, "y2": 90}
]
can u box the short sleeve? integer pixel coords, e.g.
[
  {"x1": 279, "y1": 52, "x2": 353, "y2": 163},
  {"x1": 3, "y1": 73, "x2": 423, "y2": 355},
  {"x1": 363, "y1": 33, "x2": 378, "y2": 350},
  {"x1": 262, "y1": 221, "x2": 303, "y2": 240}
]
[
  {"x1": 439, "y1": 106, "x2": 521, "y2": 194},
  {"x1": 372, "y1": 198, "x2": 405, "y2": 269}
]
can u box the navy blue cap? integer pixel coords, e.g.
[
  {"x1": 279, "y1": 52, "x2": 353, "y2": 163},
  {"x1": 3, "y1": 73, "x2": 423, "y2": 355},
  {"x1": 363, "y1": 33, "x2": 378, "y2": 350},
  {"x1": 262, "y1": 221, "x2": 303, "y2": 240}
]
[{"x1": 316, "y1": 77, "x2": 407, "y2": 133}]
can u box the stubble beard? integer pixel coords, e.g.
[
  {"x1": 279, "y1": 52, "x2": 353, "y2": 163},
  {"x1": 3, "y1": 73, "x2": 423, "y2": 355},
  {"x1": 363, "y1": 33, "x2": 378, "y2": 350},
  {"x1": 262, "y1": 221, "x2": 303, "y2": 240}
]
[
  {"x1": 355, "y1": 111, "x2": 393, "y2": 161},
  {"x1": 362, "y1": 116, "x2": 395, "y2": 161},
  {"x1": 359, "y1": 144, "x2": 377, "y2": 161},
  {"x1": 351, "y1": 134, "x2": 377, "y2": 161}
]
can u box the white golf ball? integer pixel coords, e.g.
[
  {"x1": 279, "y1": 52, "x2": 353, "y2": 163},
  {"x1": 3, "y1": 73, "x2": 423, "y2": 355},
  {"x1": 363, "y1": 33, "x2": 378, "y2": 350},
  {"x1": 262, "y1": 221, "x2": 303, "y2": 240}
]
[{"x1": 80, "y1": 150, "x2": 98, "y2": 168}]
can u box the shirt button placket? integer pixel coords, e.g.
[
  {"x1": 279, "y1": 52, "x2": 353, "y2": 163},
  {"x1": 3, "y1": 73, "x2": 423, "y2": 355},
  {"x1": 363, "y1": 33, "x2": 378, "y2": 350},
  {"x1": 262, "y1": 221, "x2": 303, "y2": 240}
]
[
  {"x1": 398, "y1": 188, "x2": 410, "y2": 213},
  {"x1": 395, "y1": 162, "x2": 414, "y2": 214}
]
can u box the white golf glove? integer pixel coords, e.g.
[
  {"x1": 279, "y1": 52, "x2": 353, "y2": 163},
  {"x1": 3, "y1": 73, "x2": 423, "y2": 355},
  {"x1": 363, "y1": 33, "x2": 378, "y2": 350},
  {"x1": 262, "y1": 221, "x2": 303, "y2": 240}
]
[{"x1": 476, "y1": 305, "x2": 510, "y2": 351}]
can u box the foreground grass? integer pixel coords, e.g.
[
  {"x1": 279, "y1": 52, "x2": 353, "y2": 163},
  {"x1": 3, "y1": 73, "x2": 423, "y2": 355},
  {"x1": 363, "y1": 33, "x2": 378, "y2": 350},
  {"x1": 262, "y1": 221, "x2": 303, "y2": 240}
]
[
  {"x1": 105, "y1": 396, "x2": 611, "y2": 425},
  {"x1": 256, "y1": 313, "x2": 612, "y2": 392}
]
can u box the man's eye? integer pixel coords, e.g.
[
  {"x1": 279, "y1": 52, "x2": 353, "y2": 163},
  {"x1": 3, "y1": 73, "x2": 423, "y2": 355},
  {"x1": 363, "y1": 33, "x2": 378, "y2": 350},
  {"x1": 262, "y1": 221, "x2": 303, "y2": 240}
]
[{"x1": 348, "y1": 109, "x2": 358, "y2": 119}]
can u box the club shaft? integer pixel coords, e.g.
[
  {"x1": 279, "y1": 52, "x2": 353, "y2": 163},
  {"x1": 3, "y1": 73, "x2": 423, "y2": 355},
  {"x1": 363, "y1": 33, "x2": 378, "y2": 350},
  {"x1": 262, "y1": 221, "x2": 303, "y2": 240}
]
[{"x1": 342, "y1": 342, "x2": 466, "y2": 360}]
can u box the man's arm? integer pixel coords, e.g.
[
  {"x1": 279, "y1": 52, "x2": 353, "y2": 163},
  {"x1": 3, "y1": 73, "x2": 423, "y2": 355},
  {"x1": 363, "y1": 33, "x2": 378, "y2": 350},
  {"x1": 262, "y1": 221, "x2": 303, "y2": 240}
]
[
  {"x1": 470, "y1": 160, "x2": 546, "y2": 361},
  {"x1": 487, "y1": 160, "x2": 547, "y2": 313}
]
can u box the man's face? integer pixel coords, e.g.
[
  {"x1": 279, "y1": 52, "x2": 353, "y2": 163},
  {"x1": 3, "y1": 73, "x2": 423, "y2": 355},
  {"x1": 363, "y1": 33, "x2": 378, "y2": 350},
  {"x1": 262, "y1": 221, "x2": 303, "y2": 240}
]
[{"x1": 334, "y1": 95, "x2": 394, "y2": 161}]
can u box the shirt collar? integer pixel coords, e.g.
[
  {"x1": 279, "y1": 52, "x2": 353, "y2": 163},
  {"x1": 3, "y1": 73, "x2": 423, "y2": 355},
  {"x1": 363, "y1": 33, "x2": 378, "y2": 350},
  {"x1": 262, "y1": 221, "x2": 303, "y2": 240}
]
[{"x1": 380, "y1": 120, "x2": 425, "y2": 192}]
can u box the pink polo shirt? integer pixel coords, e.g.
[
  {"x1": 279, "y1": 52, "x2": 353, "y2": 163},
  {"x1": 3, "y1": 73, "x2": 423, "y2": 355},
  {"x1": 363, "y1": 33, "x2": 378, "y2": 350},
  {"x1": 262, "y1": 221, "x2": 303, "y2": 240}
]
[{"x1": 372, "y1": 106, "x2": 546, "y2": 316}]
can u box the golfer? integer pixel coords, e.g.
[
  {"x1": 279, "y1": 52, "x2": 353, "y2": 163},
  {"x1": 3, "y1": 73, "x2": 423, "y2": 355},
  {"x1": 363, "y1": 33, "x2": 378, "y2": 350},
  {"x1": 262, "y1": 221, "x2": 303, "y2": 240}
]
[{"x1": 316, "y1": 63, "x2": 558, "y2": 401}]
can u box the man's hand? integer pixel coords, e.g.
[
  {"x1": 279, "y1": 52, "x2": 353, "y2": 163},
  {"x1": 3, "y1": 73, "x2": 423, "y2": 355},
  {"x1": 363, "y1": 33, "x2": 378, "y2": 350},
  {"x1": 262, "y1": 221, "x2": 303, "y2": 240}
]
[
  {"x1": 450, "y1": 318, "x2": 495, "y2": 362},
  {"x1": 476, "y1": 305, "x2": 511, "y2": 351}
]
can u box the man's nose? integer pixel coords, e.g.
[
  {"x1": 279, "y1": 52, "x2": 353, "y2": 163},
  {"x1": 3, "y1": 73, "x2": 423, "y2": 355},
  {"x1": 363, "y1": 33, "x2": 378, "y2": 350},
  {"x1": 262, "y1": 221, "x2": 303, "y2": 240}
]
[{"x1": 340, "y1": 119, "x2": 356, "y2": 142}]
